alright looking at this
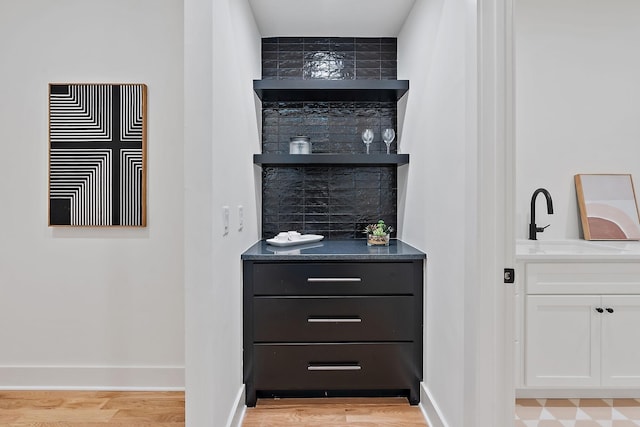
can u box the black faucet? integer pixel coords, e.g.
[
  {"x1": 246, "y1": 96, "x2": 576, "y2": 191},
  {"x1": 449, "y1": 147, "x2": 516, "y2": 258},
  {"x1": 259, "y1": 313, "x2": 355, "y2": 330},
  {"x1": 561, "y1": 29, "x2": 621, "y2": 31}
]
[{"x1": 529, "y1": 188, "x2": 554, "y2": 240}]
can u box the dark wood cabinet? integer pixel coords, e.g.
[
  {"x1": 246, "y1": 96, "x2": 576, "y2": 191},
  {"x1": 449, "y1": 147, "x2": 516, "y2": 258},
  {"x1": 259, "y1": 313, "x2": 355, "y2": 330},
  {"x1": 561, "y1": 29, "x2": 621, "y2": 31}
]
[{"x1": 242, "y1": 250, "x2": 424, "y2": 407}]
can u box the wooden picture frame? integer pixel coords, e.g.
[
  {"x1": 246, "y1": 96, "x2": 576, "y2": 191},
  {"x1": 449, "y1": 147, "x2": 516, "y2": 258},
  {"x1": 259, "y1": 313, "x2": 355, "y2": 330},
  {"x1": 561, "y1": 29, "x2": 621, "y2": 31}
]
[
  {"x1": 48, "y1": 83, "x2": 147, "y2": 226},
  {"x1": 575, "y1": 174, "x2": 640, "y2": 240}
]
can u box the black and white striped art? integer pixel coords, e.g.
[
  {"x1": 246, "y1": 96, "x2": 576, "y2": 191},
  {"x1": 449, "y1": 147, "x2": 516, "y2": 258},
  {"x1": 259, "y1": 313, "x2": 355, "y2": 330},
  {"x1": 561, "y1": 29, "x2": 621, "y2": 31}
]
[{"x1": 49, "y1": 83, "x2": 147, "y2": 226}]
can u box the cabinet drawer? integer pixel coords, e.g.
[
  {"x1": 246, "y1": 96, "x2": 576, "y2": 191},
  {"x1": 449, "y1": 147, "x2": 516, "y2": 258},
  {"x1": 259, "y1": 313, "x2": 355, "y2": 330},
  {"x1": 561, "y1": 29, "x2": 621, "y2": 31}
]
[
  {"x1": 526, "y1": 263, "x2": 640, "y2": 294},
  {"x1": 252, "y1": 262, "x2": 416, "y2": 295},
  {"x1": 253, "y1": 296, "x2": 414, "y2": 342},
  {"x1": 253, "y1": 343, "x2": 415, "y2": 391}
]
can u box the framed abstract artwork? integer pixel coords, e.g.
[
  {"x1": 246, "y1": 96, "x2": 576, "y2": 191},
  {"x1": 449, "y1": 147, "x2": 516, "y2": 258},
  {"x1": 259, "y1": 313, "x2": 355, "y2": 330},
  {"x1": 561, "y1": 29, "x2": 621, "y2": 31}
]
[
  {"x1": 48, "y1": 83, "x2": 147, "y2": 226},
  {"x1": 575, "y1": 174, "x2": 640, "y2": 240}
]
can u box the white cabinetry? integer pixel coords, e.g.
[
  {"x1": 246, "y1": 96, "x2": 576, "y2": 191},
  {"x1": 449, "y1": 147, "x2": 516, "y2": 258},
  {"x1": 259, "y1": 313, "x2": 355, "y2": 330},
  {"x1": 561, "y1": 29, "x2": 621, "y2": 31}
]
[
  {"x1": 600, "y1": 295, "x2": 640, "y2": 386},
  {"x1": 517, "y1": 259, "x2": 640, "y2": 396},
  {"x1": 526, "y1": 295, "x2": 600, "y2": 387}
]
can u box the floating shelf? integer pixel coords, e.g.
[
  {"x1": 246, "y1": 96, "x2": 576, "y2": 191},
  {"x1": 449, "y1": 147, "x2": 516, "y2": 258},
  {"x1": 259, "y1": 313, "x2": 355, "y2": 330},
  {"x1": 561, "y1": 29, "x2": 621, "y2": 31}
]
[
  {"x1": 253, "y1": 153, "x2": 410, "y2": 166},
  {"x1": 253, "y1": 79, "x2": 409, "y2": 102}
]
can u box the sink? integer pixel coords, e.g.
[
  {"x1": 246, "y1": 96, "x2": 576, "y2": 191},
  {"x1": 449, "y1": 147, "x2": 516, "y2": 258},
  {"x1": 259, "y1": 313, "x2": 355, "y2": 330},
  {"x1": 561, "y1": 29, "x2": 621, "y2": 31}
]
[{"x1": 516, "y1": 239, "x2": 640, "y2": 259}]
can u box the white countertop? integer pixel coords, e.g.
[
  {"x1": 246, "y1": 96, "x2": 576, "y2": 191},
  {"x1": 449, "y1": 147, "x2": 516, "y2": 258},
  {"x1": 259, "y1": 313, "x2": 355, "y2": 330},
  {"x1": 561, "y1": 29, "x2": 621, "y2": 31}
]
[{"x1": 516, "y1": 239, "x2": 640, "y2": 261}]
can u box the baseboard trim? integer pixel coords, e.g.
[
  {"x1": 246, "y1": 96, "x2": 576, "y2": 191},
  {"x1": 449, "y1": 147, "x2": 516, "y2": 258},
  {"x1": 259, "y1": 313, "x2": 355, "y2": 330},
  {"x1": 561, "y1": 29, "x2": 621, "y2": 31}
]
[
  {"x1": 516, "y1": 388, "x2": 640, "y2": 399},
  {"x1": 226, "y1": 385, "x2": 246, "y2": 427},
  {"x1": 0, "y1": 365, "x2": 184, "y2": 390},
  {"x1": 419, "y1": 383, "x2": 448, "y2": 427}
]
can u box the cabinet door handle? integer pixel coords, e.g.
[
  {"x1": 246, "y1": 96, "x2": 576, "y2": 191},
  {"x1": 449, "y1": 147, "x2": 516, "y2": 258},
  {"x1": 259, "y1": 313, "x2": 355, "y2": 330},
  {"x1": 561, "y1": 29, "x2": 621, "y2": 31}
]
[
  {"x1": 606, "y1": 307, "x2": 614, "y2": 313},
  {"x1": 307, "y1": 278, "x2": 362, "y2": 283},
  {"x1": 307, "y1": 317, "x2": 362, "y2": 323},
  {"x1": 307, "y1": 364, "x2": 361, "y2": 371},
  {"x1": 595, "y1": 307, "x2": 604, "y2": 313}
]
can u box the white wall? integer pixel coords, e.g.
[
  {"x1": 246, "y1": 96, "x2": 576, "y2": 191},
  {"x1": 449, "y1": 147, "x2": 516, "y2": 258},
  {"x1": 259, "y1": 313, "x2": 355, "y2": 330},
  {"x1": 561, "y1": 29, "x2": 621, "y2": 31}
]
[
  {"x1": 398, "y1": 0, "x2": 475, "y2": 425},
  {"x1": 515, "y1": 0, "x2": 640, "y2": 239},
  {"x1": 0, "y1": 0, "x2": 185, "y2": 388},
  {"x1": 184, "y1": 0, "x2": 261, "y2": 424}
]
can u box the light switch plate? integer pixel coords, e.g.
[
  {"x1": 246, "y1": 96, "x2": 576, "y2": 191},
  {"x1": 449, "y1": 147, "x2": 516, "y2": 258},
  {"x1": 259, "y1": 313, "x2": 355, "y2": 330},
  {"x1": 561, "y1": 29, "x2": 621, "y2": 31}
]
[
  {"x1": 238, "y1": 205, "x2": 244, "y2": 231},
  {"x1": 223, "y1": 206, "x2": 229, "y2": 235}
]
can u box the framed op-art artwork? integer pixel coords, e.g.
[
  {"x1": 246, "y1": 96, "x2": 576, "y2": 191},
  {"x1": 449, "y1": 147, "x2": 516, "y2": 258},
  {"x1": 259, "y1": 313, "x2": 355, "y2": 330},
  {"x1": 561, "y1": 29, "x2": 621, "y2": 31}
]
[
  {"x1": 575, "y1": 173, "x2": 640, "y2": 240},
  {"x1": 48, "y1": 83, "x2": 147, "y2": 226}
]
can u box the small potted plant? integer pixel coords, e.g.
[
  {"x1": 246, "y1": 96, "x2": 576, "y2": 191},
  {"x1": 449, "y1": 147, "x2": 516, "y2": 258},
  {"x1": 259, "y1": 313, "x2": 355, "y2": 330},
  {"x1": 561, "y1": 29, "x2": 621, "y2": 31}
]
[{"x1": 363, "y1": 220, "x2": 394, "y2": 246}]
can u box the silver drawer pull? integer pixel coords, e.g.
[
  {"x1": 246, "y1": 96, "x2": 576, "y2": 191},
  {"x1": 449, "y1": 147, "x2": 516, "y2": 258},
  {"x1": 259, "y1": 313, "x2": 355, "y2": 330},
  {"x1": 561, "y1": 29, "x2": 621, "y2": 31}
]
[
  {"x1": 307, "y1": 318, "x2": 362, "y2": 323},
  {"x1": 307, "y1": 365, "x2": 361, "y2": 371},
  {"x1": 307, "y1": 278, "x2": 362, "y2": 283}
]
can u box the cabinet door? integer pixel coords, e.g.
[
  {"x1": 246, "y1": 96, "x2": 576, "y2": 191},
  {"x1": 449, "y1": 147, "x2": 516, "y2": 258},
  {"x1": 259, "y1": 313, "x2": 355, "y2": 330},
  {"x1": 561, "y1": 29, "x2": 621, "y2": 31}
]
[
  {"x1": 601, "y1": 295, "x2": 640, "y2": 387},
  {"x1": 525, "y1": 295, "x2": 601, "y2": 387}
]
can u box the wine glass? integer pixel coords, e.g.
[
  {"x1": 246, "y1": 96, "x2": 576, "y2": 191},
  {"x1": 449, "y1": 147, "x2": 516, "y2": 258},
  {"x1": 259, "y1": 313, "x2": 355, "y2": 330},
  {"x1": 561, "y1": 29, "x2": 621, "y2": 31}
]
[
  {"x1": 361, "y1": 128, "x2": 374, "y2": 154},
  {"x1": 382, "y1": 128, "x2": 396, "y2": 154}
]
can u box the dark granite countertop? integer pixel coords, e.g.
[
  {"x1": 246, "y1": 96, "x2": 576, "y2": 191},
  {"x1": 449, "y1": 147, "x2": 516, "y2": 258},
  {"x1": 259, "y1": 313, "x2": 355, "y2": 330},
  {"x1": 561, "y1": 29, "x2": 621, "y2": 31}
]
[{"x1": 241, "y1": 239, "x2": 426, "y2": 261}]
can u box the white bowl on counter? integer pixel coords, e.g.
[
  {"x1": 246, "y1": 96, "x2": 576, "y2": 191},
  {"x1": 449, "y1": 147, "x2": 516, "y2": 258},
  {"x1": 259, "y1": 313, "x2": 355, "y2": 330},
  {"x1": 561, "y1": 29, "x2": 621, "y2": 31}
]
[{"x1": 266, "y1": 233, "x2": 324, "y2": 247}]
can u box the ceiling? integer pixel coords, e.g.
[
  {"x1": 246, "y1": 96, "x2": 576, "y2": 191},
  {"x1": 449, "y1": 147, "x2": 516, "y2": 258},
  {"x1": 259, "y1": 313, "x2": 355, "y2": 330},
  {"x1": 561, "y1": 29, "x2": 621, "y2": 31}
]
[{"x1": 247, "y1": 0, "x2": 417, "y2": 37}]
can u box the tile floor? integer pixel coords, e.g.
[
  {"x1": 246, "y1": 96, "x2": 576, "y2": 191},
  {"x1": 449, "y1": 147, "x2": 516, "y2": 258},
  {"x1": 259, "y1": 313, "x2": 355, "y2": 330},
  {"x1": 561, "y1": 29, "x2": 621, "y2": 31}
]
[{"x1": 516, "y1": 398, "x2": 640, "y2": 427}]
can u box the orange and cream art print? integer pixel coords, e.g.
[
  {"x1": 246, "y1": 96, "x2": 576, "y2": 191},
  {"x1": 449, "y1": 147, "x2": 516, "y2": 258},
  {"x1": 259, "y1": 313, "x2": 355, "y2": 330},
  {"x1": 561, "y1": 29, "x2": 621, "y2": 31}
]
[{"x1": 575, "y1": 174, "x2": 640, "y2": 240}]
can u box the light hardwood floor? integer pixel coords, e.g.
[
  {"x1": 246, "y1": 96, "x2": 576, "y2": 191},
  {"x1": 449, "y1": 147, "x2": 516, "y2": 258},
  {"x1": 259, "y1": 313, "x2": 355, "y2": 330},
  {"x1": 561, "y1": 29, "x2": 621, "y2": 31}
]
[
  {"x1": 242, "y1": 397, "x2": 428, "y2": 427},
  {"x1": 0, "y1": 391, "x2": 185, "y2": 426},
  {"x1": 0, "y1": 392, "x2": 427, "y2": 426}
]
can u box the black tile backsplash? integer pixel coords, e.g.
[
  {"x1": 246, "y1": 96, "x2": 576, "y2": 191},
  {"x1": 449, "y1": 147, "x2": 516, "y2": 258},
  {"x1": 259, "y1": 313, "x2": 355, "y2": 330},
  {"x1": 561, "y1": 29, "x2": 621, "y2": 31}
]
[
  {"x1": 262, "y1": 37, "x2": 397, "y2": 80},
  {"x1": 260, "y1": 37, "x2": 399, "y2": 240},
  {"x1": 262, "y1": 166, "x2": 397, "y2": 240},
  {"x1": 262, "y1": 101, "x2": 397, "y2": 155}
]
